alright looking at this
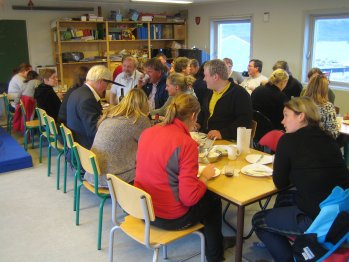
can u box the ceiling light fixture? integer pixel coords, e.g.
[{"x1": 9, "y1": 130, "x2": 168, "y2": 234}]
[{"x1": 131, "y1": 0, "x2": 193, "y2": 4}]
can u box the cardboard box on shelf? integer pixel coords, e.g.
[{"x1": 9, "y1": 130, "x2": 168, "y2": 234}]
[{"x1": 174, "y1": 25, "x2": 186, "y2": 40}]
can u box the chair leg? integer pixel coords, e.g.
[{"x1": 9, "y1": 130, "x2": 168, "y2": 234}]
[
  {"x1": 75, "y1": 182, "x2": 83, "y2": 225},
  {"x1": 47, "y1": 145, "x2": 52, "y2": 177},
  {"x1": 56, "y1": 151, "x2": 63, "y2": 190},
  {"x1": 30, "y1": 129, "x2": 35, "y2": 149},
  {"x1": 63, "y1": 158, "x2": 68, "y2": 193},
  {"x1": 39, "y1": 134, "x2": 43, "y2": 163},
  {"x1": 24, "y1": 128, "x2": 28, "y2": 150},
  {"x1": 97, "y1": 196, "x2": 108, "y2": 250},
  {"x1": 162, "y1": 245, "x2": 168, "y2": 259},
  {"x1": 73, "y1": 170, "x2": 79, "y2": 211},
  {"x1": 108, "y1": 225, "x2": 120, "y2": 262},
  {"x1": 153, "y1": 248, "x2": 159, "y2": 262},
  {"x1": 193, "y1": 231, "x2": 206, "y2": 262}
]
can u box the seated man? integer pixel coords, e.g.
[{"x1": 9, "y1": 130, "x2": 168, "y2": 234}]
[
  {"x1": 223, "y1": 57, "x2": 244, "y2": 84},
  {"x1": 240, "y1": 59, "x2": 268, "y2": 93},
  {"x1": 138, "y1": 58, "x2": 168, "y2": 110},
  {"x1": 198, "y1": 59, "x2": 252, "y2": 140},
  {"x1": 109, "y1": 56, "x2": 143, "y2": 105},
  {"x1": 67, "y1": 65, "x2": 112, "y2": 149}
]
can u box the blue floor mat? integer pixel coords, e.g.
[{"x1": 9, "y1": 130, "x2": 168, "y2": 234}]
[{"x1": 0, "y1": 127, "x2": 33, "y2": 173}]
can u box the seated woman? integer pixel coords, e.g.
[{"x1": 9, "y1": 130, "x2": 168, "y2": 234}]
[
  {"x1": 34, "y1": 69, "x2": 61, "y2": 121},
  {"x1": 14, "y1": 70, "x2": 41, "y2": 106},
  {"x1": 251, "y1": 68, "x2": 289, "y2": 130},
  {"x1": 304, "y1": 74, "x2": 339, "y2": 139},
  {"x1": 252, "y1": 97, "x2": 349, "y2": 262},
  {"x1": 172, "y1": 56, "x2": 191, "y2": 75},
  {"x1": 135, "y1": 93, "x2": 231, "y2": 262},
  {"x1": 84, "y1": 88, "x2": 151, "y2": 187},
  {"x1": 150, "y1": 72, "x2": 196, "y2": 117}
]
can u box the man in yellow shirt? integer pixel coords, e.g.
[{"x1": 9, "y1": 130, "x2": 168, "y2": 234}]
[{"x1": 198, "y1": 59, "x2": 252, "y2": 140}]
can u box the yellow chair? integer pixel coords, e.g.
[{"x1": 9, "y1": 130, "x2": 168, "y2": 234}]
[
  {"x1": 43, "y1": 114, "x2": 64, "y2": 189},
  {"x1": 2, "y1": 93, "x2": 14, "y2": 133},
  {"x1": 72, "y1": 142, "x2": 110, "y2": 250},
  {"x1": 19, "y1": 99, "x2": 40, "y2": 150},
  {"x1": 106, "y1": 174, "x2": 205, "y2": 262},
  {"x1": 35, "y1": 107, "x2": 51, "y2": 163},
  {"x1": 60, "y1": 123, "x2": 81, "y2": 211}
]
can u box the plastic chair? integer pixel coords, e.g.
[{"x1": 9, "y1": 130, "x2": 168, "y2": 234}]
[
  {"x1": 258, "y1": 130, "x2": 284, "y2": 153},
  {"x1": 19, "y1": 99, "x2": 40, "y2": 150},
  {"x1": 72, "y1": 142, "x2": 110, "y2": 250},
  {"x1": 43, "y1": 114, "x2": 64, "y2": 189},
  {"x1": 106, "y1": 174, "x2": 205, "y2": 262},
  {"x1": 60, "y1": 123, "x2": 80, "y2": 207},
  {"x1": 2, "y1": 93, "x2": 14, "y2": 133},
  {"x1": 35, "y1": 107, "x2": 51, "y2": 163},
  {"x1": 253, "y1": 110, "x2": 274, "y2": 149}
]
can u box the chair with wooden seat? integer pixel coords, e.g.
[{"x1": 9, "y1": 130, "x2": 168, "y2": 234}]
[
  {"x1": 253, "y1": 110, "x2": 274, "y2": 150},
  {"x1": 258, "y1": 130, "x2": 284, "y2": 154},
  {"x1": 35, "y1": 107, "x2": 51, "y2": 163},
  {"x1": 250, "y1": 120, "x2": 257, "y2": 148},
  {"x1": 72, "y1": 142, "x2": 110, "y2": 250},
  {"x1": 43, "y1": 114, "x2": 64, "y2": 190},
  {"x1": 2, "y1": 93, "x2": 14, "y2": 133},
  {"x1": 106, "y1": 174, "x2": 205, "y2": 262},
  {"x1": 19, "y1": 99, "x2": 40, "y2": 150},
  {"x1": 60, "y1": 123, "x2": 80, "y2": 207}
]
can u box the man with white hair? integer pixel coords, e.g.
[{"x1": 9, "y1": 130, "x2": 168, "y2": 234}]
[
  {"x1": 67, "y1": 65, "x2": 112, "y2": 149},
  {"x1": 109, "y1": 56, "x2": 143, "y2": 105}
]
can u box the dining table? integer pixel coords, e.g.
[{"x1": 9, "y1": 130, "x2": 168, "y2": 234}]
[
  {"x1": 339, "y1": 120, "x2": 349, "y2": 166},
  {"x1": 203, "y1": 139, "x2": 280, "y2": 262}
]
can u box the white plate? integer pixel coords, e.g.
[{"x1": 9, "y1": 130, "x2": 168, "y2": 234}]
[
  {"x1": 197, "y1": 165, "x2": 221, "y2": 178},
  {"x1": 241, "y1": 163, "x2": 273, "y2": 177},
  {"x1": 211, "y1": 145, "x2": 233, "y2": 156},
  {"x1": 245, "y1": 154, "x2": 274, "y2": 165},
  {"x1": 190, "y1": 132, "x2": 207, "y2": 141},
  {"x1": 343, "y1": 120, "x2": 349, "y2": 125}
]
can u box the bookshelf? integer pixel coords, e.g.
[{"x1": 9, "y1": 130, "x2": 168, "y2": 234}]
[{"x1": 51, "y1": 20, "x2": 187, "y2": 87}]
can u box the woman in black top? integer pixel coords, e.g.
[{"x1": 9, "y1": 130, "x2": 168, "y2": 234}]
[
  {"x1": 252, "y1": 97, "x2": 349, "y2": 262},
  {"x1": 34, "y1": 69, "x2": 61, "y2": 121}
]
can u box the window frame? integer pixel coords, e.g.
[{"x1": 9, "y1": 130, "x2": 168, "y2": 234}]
[
  {"x1": 210, "y1": 16, "x2": 252, "y2": 71},
  {"x1": 303, "y1": 12, "x2": 349, "y2": 90}
]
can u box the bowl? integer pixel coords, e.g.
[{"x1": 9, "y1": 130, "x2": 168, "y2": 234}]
[{"x1": 199, "y1": 150, "x2": 222, "y2": 164}]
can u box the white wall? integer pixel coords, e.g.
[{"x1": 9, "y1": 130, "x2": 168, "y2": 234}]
[{"x1": 187, "y1": 0, "x2": 349, "y2": 112}]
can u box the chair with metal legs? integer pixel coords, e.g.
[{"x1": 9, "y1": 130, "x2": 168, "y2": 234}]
[
  {"x1": 19, "y1": 99, "x2": 39, "y2": 150},
  {"x1": 2, "y1": 93, "x2": 14, "y2": 133},
  {"x1": 35, "y1": 107, "x2": 51, "y2": 163}
]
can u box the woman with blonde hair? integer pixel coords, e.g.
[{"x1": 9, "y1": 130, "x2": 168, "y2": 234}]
[
  {"x1": 304, "y1": 74, "x2": 339, "y2": 138},
  {"x1": 251, "y1": 68, "x2": 289, "y2": 129},
  {"x1": 135, "y1": 93, "x2": 234, "y2": 262},
  {"x1": 252, "y1": 97, "x2": 349, "y2": 262},
  {"x1": 150, "y1": 72, "x2": 196, "y2": 117},
  {"x1": 84, "y1": 88, "x2": 151, "y2": 187}
]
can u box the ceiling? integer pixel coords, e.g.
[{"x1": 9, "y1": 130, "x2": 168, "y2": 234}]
[{"x1": 42, "y1": 0, "x2": 232, "y2": 5}]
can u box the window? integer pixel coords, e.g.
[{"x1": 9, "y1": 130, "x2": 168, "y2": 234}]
[
  {"x1": 305, "y1": 14, "x2": 349, "y2": 88},
  {"x1": 210, "y1": 18, "x2": 251, "y2": 72}
]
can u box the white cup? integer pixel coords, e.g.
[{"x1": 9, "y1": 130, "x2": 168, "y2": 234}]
[
  {"x1": 227, "y1": 145, "x2": 241, "y2": 160},
  {"x1": 142, "y1": 74, "x2": 150, "y2": 84},
  {"x1": 337, "y1": 116, "x2": 343, "y2": 128}
]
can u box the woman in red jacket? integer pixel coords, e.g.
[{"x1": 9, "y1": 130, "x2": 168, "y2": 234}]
[{"x1": 135, "y1": 93, "x2": 228, "y2": 262}]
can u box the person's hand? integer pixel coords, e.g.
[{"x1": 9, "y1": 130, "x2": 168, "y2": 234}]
[
  {"x1": 199, "y1": 164, "x2": 215, "y2": 183},
  {"x1": 207, "y1": 130, "x2": 222, "y2": 140}
]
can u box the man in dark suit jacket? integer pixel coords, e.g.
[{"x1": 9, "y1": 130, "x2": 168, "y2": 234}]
[{"x1": 66, "y1": 65, "x2": 112, "y2": 149}]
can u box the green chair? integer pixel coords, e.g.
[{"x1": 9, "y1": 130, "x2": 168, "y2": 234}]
[
  {"x1": 43, "y1": 114, "x2": 64, "y2": 190},
  {"x1": 72, "y1": 142, "x2": 110, "y2": 250},
  {"x1": 35, "y1": 107, "x2": 51, "y2": 163},
  {"x1": 19, "y1": 99, "x2": 40, "y2": 150},
  {"x1": 2, "y1": 93, "x2": 14, "y2": 133},
  {"x1": 60, "y1": 123, "x2": 80, "y2": 205}
]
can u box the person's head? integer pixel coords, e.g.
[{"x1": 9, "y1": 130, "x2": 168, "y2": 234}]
[
  {"x1": 98, "y1": 88, "x2": 149, "y2": 127},
  {"x1": 304, "y1": 74, "x2": 329, "y2": 105},
  {"x1": 272, "y1": 60, "x2": 291, "y2": 75},
  {"x1": 204, "y1": 59, "x2": 229, "y2": 90},
  {"x1": 86, "y1": 65, "x2": 112, "y2": 97},
  {"x1": 268, "y1": 69, "x2": 289, "y2": 91},
  {"x1": 73, "y1": 66, "x2": 89, "y2": 87},
  {"x1": 307, "y1": 67, "x2": 323, "y2": 80},
  {"x1": 189, "y1": 59, "x2": 199, "y2": 76},
  {"x1": 248, "y1": 59, "x2": 263, "y2": 76},
  {"x1": 144, "y1": 58, "x2": 166, "y2": 84},
  {"x1": 24, "y1": 70, "x2": 39, "y2": 83},
  {"x1": 166, "y1": 73, "x2": 195, "y2": 96},
  {"x1": 162, "y1": 93, "x2": 200, "y2": 131},
  {"x1": 18, "y1": 63, "x2": 32, "y2": 77},
  {"x1": 156, "y1": 53, "x2": 167, "y2": 65},
  {"x1": 173, "y1": 57, "x2": 191, "y2": 75},
  {"x1": 40, "y1": 69, "x2": 58, "y2": 87},
  {"x1": 282, "y1": 97, "x2": 320, "y2": 133},
  {"x1": 122, "y1": 56, "x2": 138, "y2": 77},
  {"x1": 223, "y1": 58, "x2": 233, "y2": 72}
]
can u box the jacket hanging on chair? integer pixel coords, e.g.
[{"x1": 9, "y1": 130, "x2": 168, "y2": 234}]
[{"x1": 12, "y1": 96, "x2": 35, "y2": 133}]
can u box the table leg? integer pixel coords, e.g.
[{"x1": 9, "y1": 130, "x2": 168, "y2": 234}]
[{"x1": 235, "y1": 205, "x2": 245, "y2": 262}]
